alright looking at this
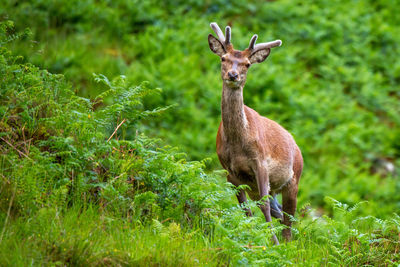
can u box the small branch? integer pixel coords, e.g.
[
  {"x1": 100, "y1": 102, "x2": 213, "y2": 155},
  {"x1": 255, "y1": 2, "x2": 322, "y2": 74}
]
[
  {"x1": 20, "y1": 126, "x2": 32, "y2": 155},
  {"x1": 111, "y1": 173, "x2": 125, "y2": 183},
  {"x1": 0, "y1": 173, "x2": 10, "y2": 184},
  {"x1": 202, "y1": 247, "x2": 224, "y2": 251},
  {"x1": 242, "y1": 244, "x2": 266, "y2": 249},
  {"x1": 161, "y1": 218, "x2": 172, "y2": 224},
  {"x1": 107, "y1": 119, "x2": 126, "y2": 142},
  {"x1": 0, "y1": 185, "x2": 16, "y2": 243},
  {"x1": 0, "y1": 137, "x2": 31, "y2": 160},
  {"x1": 202, "y1": 244, "x2": 268, "y2": 252}
]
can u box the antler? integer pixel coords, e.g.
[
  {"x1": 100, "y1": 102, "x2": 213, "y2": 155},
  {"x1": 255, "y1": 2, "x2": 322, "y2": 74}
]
[
  {"x1": 210, "y1": 22, "x2": 231, "y2": 47},
  {"x1": 248, "y1": 34, "x2": 282, "y2": 53},
  {"x1": 210, "y1": 22, "x2": 281, "y2": 52}
]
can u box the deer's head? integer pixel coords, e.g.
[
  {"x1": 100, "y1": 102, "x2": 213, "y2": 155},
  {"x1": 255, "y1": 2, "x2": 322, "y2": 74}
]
[{"x1": 208, "y1": 22, "x2": 282, "y2": 89}]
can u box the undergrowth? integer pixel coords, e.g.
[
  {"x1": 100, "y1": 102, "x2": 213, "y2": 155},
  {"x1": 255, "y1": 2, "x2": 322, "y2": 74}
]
[
  {"x1": 1, "y1": 16, "x2": 399, "y2": 267},
  {"x1": 2, "y1": 0, "x2": 400, "y2": 218}
]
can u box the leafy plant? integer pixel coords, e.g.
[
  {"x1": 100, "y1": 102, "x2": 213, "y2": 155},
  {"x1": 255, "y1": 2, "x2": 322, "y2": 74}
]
[{"x1": 1, "y1": 1, "x2": 400, "y2": 264}]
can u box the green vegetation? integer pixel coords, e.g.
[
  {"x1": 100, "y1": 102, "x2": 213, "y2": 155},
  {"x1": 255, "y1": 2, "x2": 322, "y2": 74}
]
[{"x1": 1, "y1": 0, "x2": 399, "y2": 265}]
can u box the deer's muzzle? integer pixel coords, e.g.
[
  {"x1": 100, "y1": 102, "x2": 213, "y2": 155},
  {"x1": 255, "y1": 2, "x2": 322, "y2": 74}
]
[{"x1": 228, "y1": 71, "x2": 239, "y2": 81}]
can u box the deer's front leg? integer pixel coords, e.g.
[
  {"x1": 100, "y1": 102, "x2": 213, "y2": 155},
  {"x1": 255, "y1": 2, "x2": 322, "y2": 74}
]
[
  {"x1": 254, "y1": 162, "x2": 279, "y2": 245},
  {"x1": 236, "y1": 189, "x2": 253, "y2": 217},
  {"x1": 281, "y1": 178, "x2": 299, "y2": 241},
  {"x1": 228, "y1": 174, "x2": 253, "y2": 216}
]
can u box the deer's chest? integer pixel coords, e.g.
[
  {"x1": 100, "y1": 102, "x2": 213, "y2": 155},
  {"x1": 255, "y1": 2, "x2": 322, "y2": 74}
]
[
  {"x1": 217, "y1": 140, "x2": 293, "y2": 192},
  {"x1": 217, "y1": 141, "x2": 258, "y2": 179}
]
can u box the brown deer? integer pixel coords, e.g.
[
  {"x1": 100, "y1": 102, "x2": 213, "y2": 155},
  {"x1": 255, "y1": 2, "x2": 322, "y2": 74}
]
[{"x1": 208, "y1": 22, "x2": 303, "y2": 244}]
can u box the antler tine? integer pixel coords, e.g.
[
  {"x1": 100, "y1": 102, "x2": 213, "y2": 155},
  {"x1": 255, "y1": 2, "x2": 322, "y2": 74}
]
[
  {"x1": 210, "y1": 22, "x2": 225, "y2": 43},
  {"x1": 225, "y1": 26, "x2": 231, "y2": 45},
  {"x1": 248, "y1": 34, "x2": 258, "y2": 50},
  {"x1": 253, "y1": 40, "x2": 282, "y2": 52}
]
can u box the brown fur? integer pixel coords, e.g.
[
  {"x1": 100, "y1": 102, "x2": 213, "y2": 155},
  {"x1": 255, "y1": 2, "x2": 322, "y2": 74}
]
[{"x1": 209, "y1": 34, "x2": 303, "y2": 243}]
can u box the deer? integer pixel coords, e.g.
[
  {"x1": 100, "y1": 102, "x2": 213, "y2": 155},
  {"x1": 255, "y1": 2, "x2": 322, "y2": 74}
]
[{"x1": 208, "y1": 22, "x2": 303, "y2": 245}]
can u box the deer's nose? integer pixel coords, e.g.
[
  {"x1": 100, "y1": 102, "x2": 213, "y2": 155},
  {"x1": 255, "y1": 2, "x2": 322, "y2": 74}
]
[{"x1": 228, "y1": 71, "x2": 239, "y2": 81}]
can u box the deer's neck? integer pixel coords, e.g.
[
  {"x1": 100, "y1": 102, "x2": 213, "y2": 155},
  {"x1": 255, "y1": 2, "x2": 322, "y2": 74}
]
[{"x1": 221, "y1": 83, "x2": 248, "y2": 142}]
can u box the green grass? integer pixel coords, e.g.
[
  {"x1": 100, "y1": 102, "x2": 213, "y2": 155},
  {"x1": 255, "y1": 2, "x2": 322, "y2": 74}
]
[
  {"x1": 0, "y1": 206, "x2": 224, "y2": 266},
  {"x1": 1, "y1": 200, "x2": 399, "y2": 266}
]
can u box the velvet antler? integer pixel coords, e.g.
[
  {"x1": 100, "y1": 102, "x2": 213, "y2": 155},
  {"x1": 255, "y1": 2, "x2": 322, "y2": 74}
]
[
  {"x1": 248, "y1": 34, "x2": 282, "y2": 53},
  {"x1": 210, "y1": 22, "x2": 231, "y2": 47}
]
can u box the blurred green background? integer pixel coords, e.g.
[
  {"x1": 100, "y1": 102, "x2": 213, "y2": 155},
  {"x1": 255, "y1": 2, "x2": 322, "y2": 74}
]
[
  {"x1": 1, "y1": 0, "x2": 399, "y2": 215},
  {"x1": 1, "y1": 0, "x2": 400, "y2": 265}
]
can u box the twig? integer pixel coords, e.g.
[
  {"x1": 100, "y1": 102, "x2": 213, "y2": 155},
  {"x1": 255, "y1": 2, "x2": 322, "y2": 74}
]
[
  {"x1": 202, "y1": 247, "x2": 224, "y2": 251},
  {"x1": 0, "y1": 173, "x2": 10, "y2": 196},
  {"x1": 161, "y1": 218, "x2": 172, "y2": 224},
  {"x1": 0, "y1": 173, "x2": 10, "y2": 184},
  {"x1": 107, "y1": 119, "x2": 126, "y2": 142},
  {"x1": 202, "y1": 244, "x2": 268, "y2": 252},
  {"x1": 0, "y1": 184, "x2": 16, "y2": 243},
  {"x1": 111, "y1": 173, "x2": 125, "y2": 183},
  {"x1": 20, "y1": 126, "x2": 32, "y2": 155},
  {"x1": 21, "y1": 125, "x2": 28, "y2": 154},
  {"x1": 0, "y1": 137, "x2": 32, "y2": 160},
  {"x1": 242, "y1": 244, "x2": 266, "y2": 249}
]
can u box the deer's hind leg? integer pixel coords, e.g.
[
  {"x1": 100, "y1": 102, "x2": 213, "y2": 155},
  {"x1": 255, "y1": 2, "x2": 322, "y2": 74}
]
[
  {"x1": 281, "y1": 178, "x2": 299, "y2": 241},
  {"x1": 282, "y1": 149, "x2": 302, "y2": 241},
  {"x1": 270, "y1": 194, "x2": 283, "y2": 220},
  {"x1": 253, "y1": 162, "x2": 279, "y2": 245}
]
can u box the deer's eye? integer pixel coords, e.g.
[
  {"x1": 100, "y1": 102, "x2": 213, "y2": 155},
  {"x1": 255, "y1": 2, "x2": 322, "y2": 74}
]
[
  {"x1": 245, "y1": 63, "x2": 251, "y2": 68},
  {"x1": 221, "y1": 57, "x2": 226, "y2": 62}
]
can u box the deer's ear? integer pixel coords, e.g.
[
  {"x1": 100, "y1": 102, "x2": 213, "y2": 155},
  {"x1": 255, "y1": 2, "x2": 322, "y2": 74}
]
[
  {"x1": 249, "y1": 48, "x2": 271, "y2": 64},
  {"x1": 208, "y1": 34, "x2": 226, "y2": 56}
]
